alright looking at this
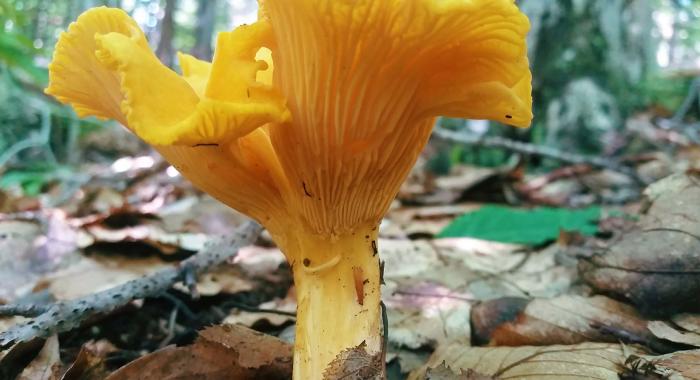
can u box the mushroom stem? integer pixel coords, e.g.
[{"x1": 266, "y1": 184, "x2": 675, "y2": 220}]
[{"x1": 287, "y1": 227, "x2": 382, "y2": 379}]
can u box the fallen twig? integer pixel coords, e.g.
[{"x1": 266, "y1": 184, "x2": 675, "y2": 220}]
[
  {"x1": 0, "y1": 304, "x2": 50, "y2": 318},
  {"x1": 0, "y1": 220, "x2": 263, "y2": 349},
  {"x1": 433, "y1": 127, "x2": 646, "y2": 185}
]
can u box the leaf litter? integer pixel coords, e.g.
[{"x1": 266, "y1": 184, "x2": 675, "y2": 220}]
[{"x1": 1, "y1": 149, "x2": 700, "y2": 379}]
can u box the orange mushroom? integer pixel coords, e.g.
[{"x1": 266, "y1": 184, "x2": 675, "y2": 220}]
[{"x1": 45, "y1": 1, "x2": 531, "y2": 378}]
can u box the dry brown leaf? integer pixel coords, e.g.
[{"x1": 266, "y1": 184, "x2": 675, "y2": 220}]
[
  {"x1": 233, "y1": 245, "x2": 287, "y2": 278},
  {"x1": 434, "y1": 239, "x2": 575, "y2": 298},
  {"x1": 383, "y1": 204, "x2": 470, "y2": 238},
  {"x1": 224, "y1": 292, "x2": 296, "y2": 328},
  {"x1": 82, "y1": 223, "x2": 207, "y2": 253},
  {"x1": 38, "y1": 255, "x2": 169, "y2": 300},
  {"x1": 79, "y1": 187, "x2": 125, "y2": 215},
  {"x1": 648, "y1": 321, "x2": 700, "y2": 347},
  {"x1": 425, "y1": 362, "x2": 493, "y2": 380},
  {"x1": 0, "y1": 216, "x2": 79, "y2": 302},
  {"x1": 581, "y1": 174, "x2": 700, "y2": 317},
  {"x1": 471, "y1": 295, "x2": 661, "y2": 348},
  {"x1": 517, "y1": 164, "x2": 593, "y2": 204},
  {"x1": 381, "y1": 238, "x2": 575, "y2": 352},
  {"x1": 198, "y1": 325, "x2": 292, "y2": 374},
  {"x1": 410, "y1": 342, "x2": 641, "y2": 380},
  {"x1": 60, "y1": 340, "x2": 115, "y2": 380},
  {"x1": 388, "y1": 205, "x2": 481, "y2": 226},
  {"x1": 385, "y1": 282, "x2": 471, "y2": 349},
  {"x1": 106, "y1": 324, "x2": 292, "y2": 380},
  {"x1": 382, "y1": 238, "x2": 567, "y2": 296},
  {"x1": 679, "y1": 146, "x2": 700, "y2": 174},
  {"x1": 580, "y1": 170, "x2": 636, "y2": 193},
  {"x1": 636, "y1": 154, "x2": 675, "y2": 184},
  {"x1": 381, "y1": 239, "x2": 473, "y2": 350},
  {"x1": 17, "y1": 335, "x2": 60, "y2": 380},
  {"x1": 173, "y1": 265, "x2": 255, "y2": 296},
  {"x1": 674, "y1": 314, "x2": 700, "y2": 335},
  {"x1": 398, "y1": 165, "x2": 500, "y2": 206},
  {"x1": 0, "y1": 338, "x2": 45, "y2": 379},
  {"x1": 180, "y1": 245, "x2": 287, "y2": 298},
  {"x1": 156, "y1": 195, "x2": 249, "y2": 236},
  {"x1": 382, "y1": 238, "x2": 574, "y2": 309},
  {"x1": 653, "y1": 350, "x2": 700, "y2": 379},
  {"x1": 0, "y1": 189, "x2": 40, "y2": 213},
  {"x1": 383, "y1": 218, "x2": 453, "y2": 239},
  {"x1": 431, "y1": 238, "x2": 524, "y2": 275},
  {"x1": 622, "y1": 350, "x2": 700, "y2": 379},
  {"x1": 470, "y1": 297, "x2": 529, "y2": 346},
  {"x1": 41, "y1": 241, "x2": 279, "y2": 302},
  {"x1": 434, "y1": 165, "x2": 498, "y2": 193},
  {"x1": 386, "y1": 348, "x2": 431, "y2": 377},
  {"x1": 322, "y1": 341, "x2": 383, "y2": 380}
]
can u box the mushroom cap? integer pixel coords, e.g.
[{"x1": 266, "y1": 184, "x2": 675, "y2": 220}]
[{"x1": 45, "y1": 1, "x2": 532, "y2": 236}]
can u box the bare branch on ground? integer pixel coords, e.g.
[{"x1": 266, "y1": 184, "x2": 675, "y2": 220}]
[
  {"x1": 0, "y1": 220, "x2": 263, "y2": 349},
  {"x1": 433, "y1": 126, "x2": 646, "y2": 185},
  {"x1": 0, "y1": 304, "x2": 50, "y2": 318}
]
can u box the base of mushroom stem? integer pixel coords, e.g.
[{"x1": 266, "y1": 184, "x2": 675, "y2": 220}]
[{"x1": 288, "y1": 229, "x2": 383, "y2": 380}]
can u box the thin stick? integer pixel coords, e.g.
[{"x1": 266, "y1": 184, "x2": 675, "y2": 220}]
[
  {"x1": 0, "y1": 304, "x2": 50, "y2": 318},
  {"x1": 432, "y1": 127, "x2": 646, "y2": 185},
  {"x1": 0, "y1": 221, "x2": 262, "y2": 349}
]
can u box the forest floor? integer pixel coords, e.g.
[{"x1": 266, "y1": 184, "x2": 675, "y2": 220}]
[{"x1": 1, "y1": 117, "x2": 700, "y2": 380}]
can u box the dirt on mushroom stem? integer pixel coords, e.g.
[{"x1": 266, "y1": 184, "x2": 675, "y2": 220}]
[{"x1": 274, "y1": 223, "x2": 382, "y2": 379}]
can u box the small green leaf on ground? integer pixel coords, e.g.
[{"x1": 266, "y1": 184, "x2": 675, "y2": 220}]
[{"x1": 438, "y1": 205, "x2": 601, "y2": 245}]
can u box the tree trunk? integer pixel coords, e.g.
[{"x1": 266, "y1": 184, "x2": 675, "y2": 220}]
[
  {"x1": 156, "y1": 0, "x2": 177, "y2": 68},
  {"x1": 191, "y1": 0, "x2": 217, "y2": 60}
]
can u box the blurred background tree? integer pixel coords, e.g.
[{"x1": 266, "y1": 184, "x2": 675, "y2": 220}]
[
  {"x1": 525, "y1": 0, "x2": 655, "y2": 155},
  {"x1": 0, "y1": 0, "x2": 257, "y2": 194},
  {"x1": 1, "y1": 0, "x2": 700, "y2": 190},
  {"x1": 439, "y1": 0, "x2": 700, "y2": 171}
]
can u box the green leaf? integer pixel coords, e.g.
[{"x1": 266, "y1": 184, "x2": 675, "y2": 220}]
[{"x1": 438, "y1": 205, "x2": 602, "y2": 245}]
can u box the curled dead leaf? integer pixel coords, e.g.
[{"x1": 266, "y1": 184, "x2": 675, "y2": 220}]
[
  {"x1": 471, "y1": 295, "x2": 667, "y2": 350},
  {"x1": 60, "y1": 339, "x2": 116, "y2": 380},
  {"x1": 648, "y1": 320, "x2": 700, "y2": 347},
  {"x1": 673, "y1": 314, "x2": 700, "y2": 334},
  {"x1": 580, "y1": 174, "x2": 700, "y2": 317},
  {"x1": 410, "y1": 342, "x2": 643, "y2": 380},
  {"x1": 17, "y1": 335, "x2": 60, "y2": 380},
  {"x1": 106, "y1": 324, "x2": 292, "y2": 380}
]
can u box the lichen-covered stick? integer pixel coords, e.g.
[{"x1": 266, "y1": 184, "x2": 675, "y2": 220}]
[
  {"x1": 44, "y1": 2, "x2": 532, "y2": 378},
  {"x1": 0, "y1": 221, "x2": 261, "y2": 349}
]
